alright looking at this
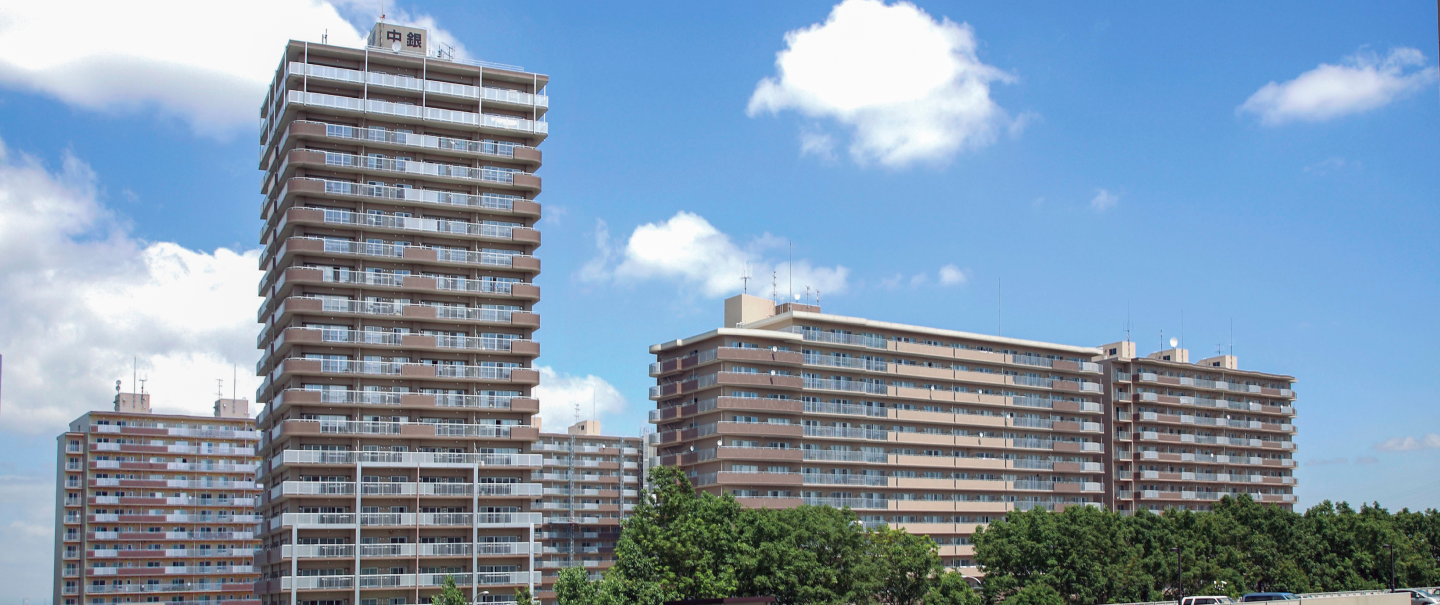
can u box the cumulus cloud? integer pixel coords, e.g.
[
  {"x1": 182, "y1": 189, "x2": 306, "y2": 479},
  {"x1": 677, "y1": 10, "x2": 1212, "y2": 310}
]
[
  {"x1": 747, "y1": 0, "x2": 1017, "y2": 167},
  {"x1": 532, "y1": 366, "x2": 626, "y2": 432},
  {"x1": 1373, "y1": 433, "x2": 1440, "y2": 452},
  {"x1": 0, "y1": 1, "x2": 467, "y2": 137},
  {"x1": 0, "y1": 139, "x2": 263, "y2": 434},
  {"x1": 0, "y1": 473, "x2": 53, "y2": 596},
  {"x1": 799, "y1": 130, "x2": 837, "y2": 160},
  {"x1": 1303, "y1": 156, "x2": 1359, "y2": 175},
  {"x1": 938, "y1": 264, "x2": 968, "y2": 286},
  {"x1": 1090, "y1": 189, "x2": 1119, "y2": 212},
  {"x1": 578, "y1": 212, "x2": 851, "y2": 299},
  {"x1": 1238, "y1": 48, "x2": 1438, "y2": 126}
]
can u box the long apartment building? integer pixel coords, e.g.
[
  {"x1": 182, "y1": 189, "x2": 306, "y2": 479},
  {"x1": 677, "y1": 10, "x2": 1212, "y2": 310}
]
[
  {"x1": 54, "y1": 394, "x2": 261, "y2": 605},
  {"x1": 648, "y1": 294, "x2": 1298, "y2": 577},
  {"x1": 531, "y1": 422, "x2": 644, "y2": 598},
  {"x1": 648, "y1": 294, "x2": 1111, "y2": 574},
  {"x1": 1100, "y1": 341, "x2": 1297, "y2": 514},
  {"x1": 253, "y1": 22, "x2": 549, "y2": 605}
]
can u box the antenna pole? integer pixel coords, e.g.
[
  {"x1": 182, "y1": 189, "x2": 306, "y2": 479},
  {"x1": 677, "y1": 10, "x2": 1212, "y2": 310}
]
[{"x1": 788, "y1": 242, "x2": 794, "y2": 302}]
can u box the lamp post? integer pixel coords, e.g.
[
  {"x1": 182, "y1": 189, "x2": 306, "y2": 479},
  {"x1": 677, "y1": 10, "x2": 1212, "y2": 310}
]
[
  {"x1": 1172, "y1": 546, "x2": 1184, "y2": 605},
  {"x1": 1383, "y1": 543, "x2": 1394, "y2": 591}
]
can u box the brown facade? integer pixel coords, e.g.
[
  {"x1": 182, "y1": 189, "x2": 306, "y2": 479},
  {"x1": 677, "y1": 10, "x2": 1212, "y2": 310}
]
[
  {"x1": 53, "y1": 401, "x2": 262, "y2": 605},
  {"x1": 1099, "y1": 342, "x2": 1298, "y2": 514},
  {"x1": 649, "y1": 295, "x2": 1298, "y2": 580},
  {"x1": 252, "y1": 28, "x2": 550, "y2": 605}
]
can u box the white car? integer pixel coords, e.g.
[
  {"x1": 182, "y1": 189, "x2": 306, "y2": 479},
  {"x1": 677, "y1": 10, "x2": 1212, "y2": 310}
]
[{"x1": 1182, "y1": 597, "x2": 1236, "y2": 605}]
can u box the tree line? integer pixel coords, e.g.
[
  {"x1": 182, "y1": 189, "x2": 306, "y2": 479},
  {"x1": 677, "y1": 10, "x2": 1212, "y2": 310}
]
[{"x1": 429, "y1": 466, "x2": 1438, "y2": 605}]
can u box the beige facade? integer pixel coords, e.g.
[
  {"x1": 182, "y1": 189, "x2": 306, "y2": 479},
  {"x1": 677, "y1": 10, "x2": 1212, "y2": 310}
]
[
  {"x1": 649, "y1": 294, "x2": 1298, "y2": 578},
  {"x1": 531, "y1": 423, "x2": 644, "y2": 599},
  {"x1": 649, "y1": 295, "x2": 1111, "y2": 575},
  {"x1": 54, "y1": 396, "x2": 262, "y2": 605},
  {"x1": 1100, "y1": 342, "x2": 1298, "y2": 514},
  {"x1": 252, "y1": 24, "x2": 549, "y2": 605}
]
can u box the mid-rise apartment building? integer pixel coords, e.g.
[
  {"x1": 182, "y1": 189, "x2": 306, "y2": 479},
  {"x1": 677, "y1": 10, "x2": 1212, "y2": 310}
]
[
  {"x1": 252, "y1": 22, "x2": 549, "y2": 605},
  {"x1": 648, "y1": 294, "x2": 1298, "y2": 578},
  {"x1": 1100, "y1": 341, "x2": 1297, "y2": 514},
  {"x1": 532, "y1": 422, "x2": 644, "y2": 598},
  {"x1": 53, "y1": 394, "x2": 262, "y2": 605},
  {"x1": 648, "y1": 295, "x2": 1111, "y2": 574}
]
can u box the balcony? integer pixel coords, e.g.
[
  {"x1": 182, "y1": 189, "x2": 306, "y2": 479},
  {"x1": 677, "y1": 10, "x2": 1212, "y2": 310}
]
[
  {"x1": 258, "y1": 326, "x2": 538, "y2": 373},
  {"x1": 802, "y1": 376, "x2": 887, "y2": 395},
  {"x1": 89, "y1": 424, "x2": 259, "y2": 440},
  {"x1": 277, "y1": 149, "x2": 540, "y2": 191},
  {"x1": 268, "y1": 206, "x2": 540, "y2": 245},
  {"x1": 90, "y1": 460, "x2": 258, "y2": 473},
  {"x1": 276, "y1": 541, "x2": 534, "y2": 560},
  {"x1": 274, "y1": 449, "x2": 542, "y2": 469},
  {"x1": 279, "y1": 571, "x2": 538, "y2": 591},
  {"x1": 267, "y1": 388, "x2": 537, "y2": 413},
  {"x1": 287, "y1": 62, "x2": 548, "y2": 110},
  {"x1": 268, "y1": 418, "x2": 537, "y2": 441},
  {"x1": 263, "y1": 296, "x2": 538, "y2": 328},
  {"x1": 262, "y1": 236, "x2": 539, "y2": 273},
  {"x1": 267, "y1": 177, "x2": 540, "y2": 220},
  {"x1": 272, "y1": 511, "x2": 543, "y2": 530},
  {"x1": 273, "y1": 480, "x2": 541, "y2": 499},
  {"x1": 264, "y1": 357, "x2": 539, "y2": 387},
  {"x1": 276, "y1": 90, "x2": 548, "y2": 137},
  {"x1": 278, "y1": 120, "x2": 541, "y2": 167}
]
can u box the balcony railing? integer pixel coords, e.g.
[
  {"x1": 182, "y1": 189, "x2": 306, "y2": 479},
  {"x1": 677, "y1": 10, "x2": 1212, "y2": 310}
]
[
  {"x1": 312, "y1": 207, "x2": 520, "y2": 239},
  {"x1": 288, "y1": 327, "x2": 528, "y2": 352},
  {"x1": 803, "y1": 353, "x2": 887, "y2": 372},
  {"x1": 319, "y1": 151, "x2": 534, "y2": 185},
  {"x1": 298, "y1": 177, "x2": 525, "y2": 212},
  {"x1": 278, "y1": 357, "x2": 519, "y2": 380},
  {"x1": 289, "y1": 62, "x2": 548, "y2": 107},
  {"x1": 280, "y1": 236, "x2": 531, "y2": 268},
  {"x1": 281, "y1": 90, "x2": 548, "y2": 134},
  {"x1": 802, "y1": 377, "x2": 887, "y2": 394},
  {"x1": 785, "y1": 327, "x2": 886, "y2": 348},
  {"x1": 306, "y1": 121, "x2": 537, "y2": 158},
  {"x1": 291, "y1": 296, "x2": 518, "y2": 322},
  {"x1": 277, "y1": 449, "x2": 541, "y2": 468}
]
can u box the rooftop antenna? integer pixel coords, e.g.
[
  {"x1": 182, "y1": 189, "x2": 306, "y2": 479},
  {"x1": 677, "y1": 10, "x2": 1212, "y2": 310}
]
[
  {"x1": 322, "y1": 29, "x2": 328, "y2": 44},
  {"x1": 132, "y1": 357, "x2": 137, "y2": 396},
  {"x1": 816, "y1": 289, "x2": 821, "y2": 307},
  {"x1": 1180, "y1": 310, "x2": 1185, "y2": 349},
  {"x1": 997, "y1": 278, "x2": 1002, "y2": 337},
  {"x1": 1125, "y1": 302, "x2": 1132, "y2": 343},
  {"x1": 139, "y1": 376, "x2": 147, "y2": 395},
  {"x1": 1159, "y1": 329, "x2": 1165, "y2": 351},
  {"x1": 216, "y1": 379, "x2": 224, "y2": 401},
  {"x1": 232, "y1": 364, "x2": 237, "y2": 401},
  {"x1": 771, "y1": 270, "x2": 778, "y2": 304},
  {"x1": 788, "y1": 242, "x2": 794, "y2": 303},
  {"x1": 804, "y1": 285, "x2": 812, "y2": 305},
  {"x1": 741, "y1": 261, "x2": 750, "y2": 295},
  {"x1": 1229, "y1": 318, "x2": 1234, "y2": 356}
]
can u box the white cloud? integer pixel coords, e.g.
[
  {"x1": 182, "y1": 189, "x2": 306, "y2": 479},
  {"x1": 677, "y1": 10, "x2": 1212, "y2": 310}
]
[
  {"x1": 747, "y1": 0, "x2": 1017, "y2": 167},
  {"x1": 1304, "y1": 457, "x2": 1347, "y2": 467},
  {"x1": 1373, "y1": 433, "x2": 1440, "y2": 452},
  {"x1": 0, "y1": 139, "x2": 263, "y2": 434},
  {"x1": 799, "y1": 130, "x2": 837, "y2": 160},
  {"x1": 1090, "y1": 189, "x2": 1119, "y2": 212},
  {"x1": 0, "y1": 473, "x2": 54, "y2": 597},
  {"x1": 579, "y1": 211, "x2": 850, "y2": 299},
  {"x1": 1303, "y1": 156, "x2": 1359, "y2": 175},
  {"x1": 938, "y1": 264, "x2": 968, "y2": 286},
  {"x1": 0, "y1": 1, "x2": 467, "y2": 137},
  {"x1": 1238, "y1": 48, "x2": 1438, "y2": 126},
  {"x1": 909, "y1": 273, "x2": 928, "y2": 287},
  {"x1": 531, "y1": 366, "x2": 626, "y2": 433}
]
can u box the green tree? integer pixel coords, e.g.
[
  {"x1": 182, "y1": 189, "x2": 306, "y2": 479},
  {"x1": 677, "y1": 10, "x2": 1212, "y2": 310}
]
[
  {"x1": 430, "y1": 576, "x2": 466, "y2": 605},
  {"x1": 864, "y1": 525, "x2": 942, "y2": 605},
  {"x1": 1007, "y1": 583, "x2": 1064, "y2": 605},
  {"x1": 733, "y1": 505, "x2": 872, "y2": 604},
  {"x1": 513, "y1": 585, "x2": 534, "y2": 605},
  {"x1": 608, "y1": 465, "x2": 745, "y2": 604},
  {"x1": 925, "y1": 571, "x2": 981, "y2": 605},
  {"x1": 555, "y1": 565, "x2": 597, "y2": 605}
]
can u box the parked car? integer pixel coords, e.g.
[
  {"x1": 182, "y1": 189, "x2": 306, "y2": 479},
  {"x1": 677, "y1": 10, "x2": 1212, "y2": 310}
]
[
  {"x1": 1393, "y1": 589, "x2": 1439, "y2": 605},
  {"x1": 1241, "y1": 593, "x2": 1299, "y2": 602},
  {"x1": 1182, "y1": 596, "x2": 1235, "y2": 605}
]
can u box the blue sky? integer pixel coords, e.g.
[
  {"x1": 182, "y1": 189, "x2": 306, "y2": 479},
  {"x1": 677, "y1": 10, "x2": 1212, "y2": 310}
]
[{"x1": 0, "y1": 0, "x2": 1436, "y2": 596}]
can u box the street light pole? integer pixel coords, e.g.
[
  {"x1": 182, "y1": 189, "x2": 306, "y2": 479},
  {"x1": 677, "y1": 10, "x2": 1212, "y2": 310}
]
[{"x1": 1172, "y1": 546, "x2": 1184, "y2": 605}]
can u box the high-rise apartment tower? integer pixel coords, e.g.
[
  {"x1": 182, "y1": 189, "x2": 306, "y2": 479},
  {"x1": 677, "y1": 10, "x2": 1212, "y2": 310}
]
[
  {"x1": 252, "y1": 22, "x2": 549, "y2": 605},
  {"x1": 54, "y1": 394, "x2": 262, "y2": 605}
]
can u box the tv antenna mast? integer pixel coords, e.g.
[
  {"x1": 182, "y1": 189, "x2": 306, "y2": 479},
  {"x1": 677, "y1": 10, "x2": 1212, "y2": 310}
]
[{"x1": 740, "y1": 261, "x2": 750, "y2": 294}]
